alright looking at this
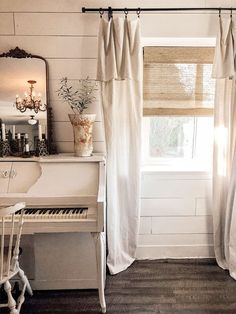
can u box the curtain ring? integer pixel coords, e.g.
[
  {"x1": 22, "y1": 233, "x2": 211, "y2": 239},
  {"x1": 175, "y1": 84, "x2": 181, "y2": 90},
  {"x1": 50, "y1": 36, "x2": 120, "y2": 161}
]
[
  {"x1": 99, "y1": 9, "x2": 104, "y2": 18},
  {"x1": 124, "y1": 8, "x2": 128, "y2": 18},
  {"x1": 219, "y1": 8, "x2": 221, "y2": 18},
  {"x1": 136, "y1": 8, "x2": 141, "y2": 18}
]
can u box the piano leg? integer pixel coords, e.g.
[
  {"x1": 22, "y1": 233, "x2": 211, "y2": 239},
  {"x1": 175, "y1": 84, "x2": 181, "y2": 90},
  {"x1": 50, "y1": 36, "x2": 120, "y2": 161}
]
[{"x1": 91, "y1": 232, "x2": 106, "y2": 313}]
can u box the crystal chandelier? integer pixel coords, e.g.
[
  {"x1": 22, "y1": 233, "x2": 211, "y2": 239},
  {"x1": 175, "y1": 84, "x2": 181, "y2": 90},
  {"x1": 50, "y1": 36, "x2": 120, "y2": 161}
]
[{"x1": 15, "y1": 80, "x2": 47, "y2": 113}]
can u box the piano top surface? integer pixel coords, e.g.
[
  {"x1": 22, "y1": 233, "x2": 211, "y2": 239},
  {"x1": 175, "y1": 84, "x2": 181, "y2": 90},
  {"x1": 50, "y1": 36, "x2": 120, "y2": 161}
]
[{"x1": 0, "y1": 153, "x2": 105, "y2": 163}]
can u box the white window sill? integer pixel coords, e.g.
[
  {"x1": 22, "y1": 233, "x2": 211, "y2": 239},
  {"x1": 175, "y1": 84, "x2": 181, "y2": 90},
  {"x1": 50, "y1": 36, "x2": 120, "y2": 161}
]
[{"x1": 141, "y1": 163, "x2": 212, "y2": 176}]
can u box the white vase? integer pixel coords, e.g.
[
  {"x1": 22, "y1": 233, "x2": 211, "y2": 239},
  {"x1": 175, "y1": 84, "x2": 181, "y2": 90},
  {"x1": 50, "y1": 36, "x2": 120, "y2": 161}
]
[{"x1": 68, "y1": 113, "x2": 96, "y2": 157}]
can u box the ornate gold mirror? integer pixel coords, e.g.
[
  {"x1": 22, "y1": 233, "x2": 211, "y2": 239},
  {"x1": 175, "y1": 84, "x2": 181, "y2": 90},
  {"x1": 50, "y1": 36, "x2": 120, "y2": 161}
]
[{"x1": 0, "y1": 47, "x2": 56, "y2": 155}]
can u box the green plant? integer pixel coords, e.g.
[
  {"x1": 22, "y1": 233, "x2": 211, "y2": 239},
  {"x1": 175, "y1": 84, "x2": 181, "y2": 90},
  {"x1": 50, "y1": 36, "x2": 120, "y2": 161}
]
[{"x1": 57, "y1": 77, "x2": 98, "y2": 114}]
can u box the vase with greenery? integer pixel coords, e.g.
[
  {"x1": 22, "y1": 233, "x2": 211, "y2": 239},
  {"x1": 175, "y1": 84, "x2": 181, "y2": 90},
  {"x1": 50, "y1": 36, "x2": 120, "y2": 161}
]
[{"x1": 57, "y1": 77, "x2": 98, "y2": 157}]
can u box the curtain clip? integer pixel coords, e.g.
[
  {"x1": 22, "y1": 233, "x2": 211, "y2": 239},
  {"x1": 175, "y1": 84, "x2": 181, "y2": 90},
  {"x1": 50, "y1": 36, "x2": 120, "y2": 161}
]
[
  {"x1": 124, "y1": 8, "x2": 128, "y2": 18},
  {"x1": 136, "y1": 8, "x2": 141, "y2": 18},
  {"x1": 230, "y1": 8, "x2": 233, "y2": 19},
  {"x1": 219, "y1": 8, "x2": 221, "y2": 18},
  {"x1": 108, "y1": 6, "x2": 113, "y2": 20},
  {"x1": 99, "y1": 8, "x2": 104, "y2": 18}
]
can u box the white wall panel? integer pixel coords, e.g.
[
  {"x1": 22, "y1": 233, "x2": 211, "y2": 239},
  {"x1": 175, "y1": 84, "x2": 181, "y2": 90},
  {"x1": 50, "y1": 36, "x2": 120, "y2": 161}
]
[
  {"x1": 0, "y1": 13, "x2": 14, "y2": 34},
  {"x1": 152, "y1": 216, "x2": 213, "y2": 234},
  {"x1": 139, "y1": 217, "x2": 152, "y2": 234},
  {"x1": 141, "y1": 176, "x2": 212, "y2": 198},
  {"x1": 138, "y1": 233, "x2": 214, "y2": 246},
  {"x1": 48, "y1": 60, "x2": 97, "y2": 79},
  {"x1": 0, "y1": 0, "x2": 100, "y2": 12},
  {"x1": 196, "y1": 197, "x2": 212, "y2": 216},
  {"x1": 141, "y1": 14, "x2": 218, "y2": 38},
  {"x1": 136, "y1": 244, "x2": 215, "y2": 259},
  {"x1": 205, "y1": 0, "x2": 232, "y2": 7},
  {"x1": 0, "y1": 36, "x2": 97, "y2": 58},
  {"x1": 141, "y1": 198, "x2": 195, "y2": 216},
  {"x1": 15, "y1": 13, "x2": 99, "y2": 36}
]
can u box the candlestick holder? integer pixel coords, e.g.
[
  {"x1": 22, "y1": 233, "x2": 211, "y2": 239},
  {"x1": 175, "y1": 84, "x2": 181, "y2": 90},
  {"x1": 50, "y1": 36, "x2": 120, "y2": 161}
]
[
  {"x1": 36, "y1": 139, "x2": 48, "y2": 156},
  {"x1": 0, "y1": 140, "x2": 11, "y2": 157},
  {"x1": 10, "y1": 139, "x2": 18, "y2": 154}
]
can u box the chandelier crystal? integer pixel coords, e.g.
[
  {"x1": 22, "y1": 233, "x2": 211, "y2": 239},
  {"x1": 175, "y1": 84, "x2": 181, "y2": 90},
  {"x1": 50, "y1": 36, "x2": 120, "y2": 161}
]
[{"x1": 15, "y1": 80, "x2": 47, "y2": 113}]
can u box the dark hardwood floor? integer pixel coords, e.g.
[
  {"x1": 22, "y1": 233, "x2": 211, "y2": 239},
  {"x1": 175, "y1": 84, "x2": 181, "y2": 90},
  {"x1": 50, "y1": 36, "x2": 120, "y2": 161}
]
[{"x1": 3, "y1": 259, "x2": 236, "y2": 314}]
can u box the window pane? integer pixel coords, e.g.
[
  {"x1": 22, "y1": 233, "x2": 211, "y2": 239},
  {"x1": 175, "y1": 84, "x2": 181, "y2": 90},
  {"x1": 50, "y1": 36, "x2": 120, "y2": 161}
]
[
  {"x1": 195, "y1": 117, "x2": 214, "y2": 164},
  {"x1": 149, "y1": 117, "x2": 194, "y2": 158}
]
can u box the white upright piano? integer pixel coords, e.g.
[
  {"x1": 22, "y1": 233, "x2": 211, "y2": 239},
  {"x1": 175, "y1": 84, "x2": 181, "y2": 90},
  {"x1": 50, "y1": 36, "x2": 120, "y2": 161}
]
[{"x1": 0, "y1": 153, "x2": 106, "y2": 313}]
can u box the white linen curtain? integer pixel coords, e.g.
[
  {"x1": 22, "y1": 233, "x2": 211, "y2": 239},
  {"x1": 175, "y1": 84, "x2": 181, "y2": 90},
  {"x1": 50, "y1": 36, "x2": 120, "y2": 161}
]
[
  {"x1": 97, "y1": 17, "x2": 142, "y2": 274},
  {"x1": 212, "y1": 16, "x2": 236, "y2": 279}
]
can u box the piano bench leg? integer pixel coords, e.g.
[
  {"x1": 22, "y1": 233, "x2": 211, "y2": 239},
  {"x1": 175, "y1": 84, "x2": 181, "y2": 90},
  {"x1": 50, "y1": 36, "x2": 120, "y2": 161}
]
[{"x1": 91, "y1": 232, "x2": 106, "y2": 313}]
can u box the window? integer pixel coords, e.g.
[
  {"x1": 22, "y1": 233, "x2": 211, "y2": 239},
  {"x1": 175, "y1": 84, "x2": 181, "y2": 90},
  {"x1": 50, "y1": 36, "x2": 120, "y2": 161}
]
[
  {"x1": 142, "y1": 116, "x2": 214, "y2": 169},
  {"x1": 142, "y1": 47, "x2": 215, "y2": 170}
]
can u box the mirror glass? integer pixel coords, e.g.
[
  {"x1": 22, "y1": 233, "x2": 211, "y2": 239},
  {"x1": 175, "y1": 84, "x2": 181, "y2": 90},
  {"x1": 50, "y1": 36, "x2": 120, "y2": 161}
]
[{"x1": 0, "y1": 57, "x2": 47, "y2": 153}]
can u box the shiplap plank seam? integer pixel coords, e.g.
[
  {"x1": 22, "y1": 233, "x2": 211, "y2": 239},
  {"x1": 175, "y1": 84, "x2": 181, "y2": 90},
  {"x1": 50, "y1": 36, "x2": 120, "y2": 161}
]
[{"x1": 13, "y1": 12, "x2": 15, "y2": 35}]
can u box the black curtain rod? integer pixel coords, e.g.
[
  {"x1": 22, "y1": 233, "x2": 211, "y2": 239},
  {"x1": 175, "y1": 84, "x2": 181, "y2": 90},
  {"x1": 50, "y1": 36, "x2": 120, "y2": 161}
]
[{"x1": 82, "y1": 7, "x2": 236, "y2": 13}]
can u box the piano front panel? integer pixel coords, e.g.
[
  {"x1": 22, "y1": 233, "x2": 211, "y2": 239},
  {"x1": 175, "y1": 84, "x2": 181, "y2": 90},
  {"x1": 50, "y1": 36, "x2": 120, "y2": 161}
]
[
  {"x1": 28, "y1": 162, "x2": 99, "y2": 196},
  {"x1": 0, "y1": 162, "x2": 12, "y2": 193},
  {"x1": 8, "y1": 162, "x2": 41, "y2": 193}
]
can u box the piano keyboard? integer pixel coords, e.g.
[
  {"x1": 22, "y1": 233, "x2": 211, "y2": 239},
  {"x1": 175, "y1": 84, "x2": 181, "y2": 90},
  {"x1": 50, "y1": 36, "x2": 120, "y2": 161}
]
[
  {"x1": 2, "y1": 206, "x2": 98, "y2": 233},
  {"x1": 15, "y1": 207, "x2": 89, "y2": 220}
]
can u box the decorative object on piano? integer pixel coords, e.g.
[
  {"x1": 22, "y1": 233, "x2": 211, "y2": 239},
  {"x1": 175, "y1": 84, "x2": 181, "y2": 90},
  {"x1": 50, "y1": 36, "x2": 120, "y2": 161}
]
[
  {"x1": 15, "y1": 80, "x2": 47, "y2": 113},
  {"x1": 36, "y1": 139, "x2": 48, "y2": 156},
  {"x1": 0, "y1": 139, "x2": 11, "y2": 157},
  {"x1": 57, "y1": 77, "x2": 98, "y2": 157},
  {"x1": 22, "y1": 133, "x2": 31, "y2": 158},
  {"x1": 16, "y1": 133, "x2": 23, "y2": 156},
  {"x1": 0, "y1": 47, "x2": 57, "y2": 155},
  {"x1": 0, "y1": 123, "x2": 10, "y2": 157},
  {"x1": 68, "y1": 113, "x2": 96, "y2": 157},
  {"x1": 35, "y1": 123, "x2": 48, "y2": 156}
]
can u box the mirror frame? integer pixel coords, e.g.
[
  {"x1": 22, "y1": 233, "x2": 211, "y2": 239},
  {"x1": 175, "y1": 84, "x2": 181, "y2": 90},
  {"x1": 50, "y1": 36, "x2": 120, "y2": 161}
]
[{"x1": 0, "y1": 46, "x2": 57, "y2": 154}]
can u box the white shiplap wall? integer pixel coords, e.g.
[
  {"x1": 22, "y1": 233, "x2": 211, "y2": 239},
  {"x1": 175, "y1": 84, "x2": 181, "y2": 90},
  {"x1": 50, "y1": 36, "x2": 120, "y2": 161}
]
[
  {"x1": 0, "y1": 0, "x2": 228, "y2": 259},
  {"x1": 138, "y1": 170, "x2": 214, "y2": 258}
]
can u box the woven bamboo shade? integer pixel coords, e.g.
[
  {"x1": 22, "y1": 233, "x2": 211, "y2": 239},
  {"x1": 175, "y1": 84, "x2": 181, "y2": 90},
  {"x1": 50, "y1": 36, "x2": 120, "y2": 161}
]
[{"x1": 143, "y1": 47, "x2": 215, "y2": 116}]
